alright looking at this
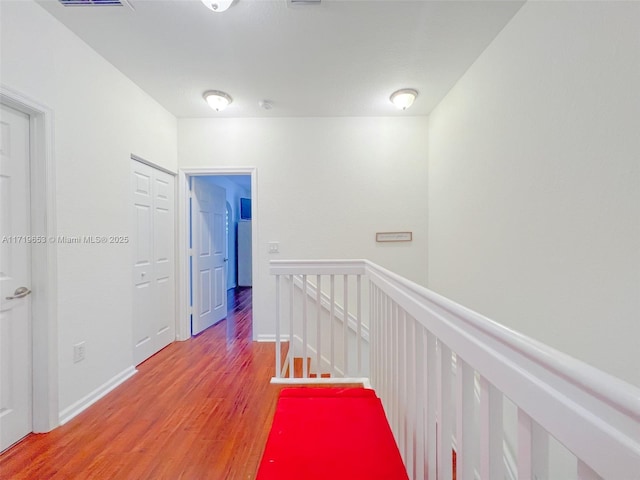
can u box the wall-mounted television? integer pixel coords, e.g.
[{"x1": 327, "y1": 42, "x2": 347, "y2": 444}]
[{"x1": 240, "y1": 197, "x2": 252, "y2": 220}]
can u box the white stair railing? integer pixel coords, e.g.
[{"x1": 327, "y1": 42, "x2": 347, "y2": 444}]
[
  {"x1": 270, "y1": 259, "x2": 640, "y2": 480},
  {"x1": 271, "y1": 260, "x2": 369, "y2": 383}
]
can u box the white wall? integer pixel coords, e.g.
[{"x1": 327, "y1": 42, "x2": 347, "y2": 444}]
[
  {"x1": 428, "y1": 1, "x2": 640, "y2": 386},
  {"x1": 179, "y1": 116, "x2": 429, "y2": 339},
  {"x1": 1, "y1": 1, "x2": 178, "y2": 412}
]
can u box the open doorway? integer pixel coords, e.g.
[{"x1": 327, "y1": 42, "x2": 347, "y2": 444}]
[
  {"x1": 177, "y1": 168, "x2": 256, "y2": 341},
  {"x1": 206, "y1": 175, "x2": 252, "y2": 292}
]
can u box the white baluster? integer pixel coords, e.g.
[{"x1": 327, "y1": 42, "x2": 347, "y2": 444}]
[
  {"x1": 275, "y1": 275, "x2": 281, "y2": 378},
  {"x1": 289, "y1": 274, "x2": 294, "y2": 378},
  {"x1": 356, "y1": 274, "x2": 362, "y2": 376},
  {"x1": 371, "y1": 283, "x2": 377, "y2": 388},
  {"x1": 406, "y1": 316, "x2": 416, "y2": 479},
  {"x1": 368, "y1": 283, "x2": 373, "y2": 385},
  {"x1": 456, "y1": 356, "x2": 476, "y2": 480},
  {"x1": 439, "y1": 343, "x2": 454, "y2": 480},
  {"x1": 376, "y1": 285, "x2": 383, "y2": 390},
  {"x1": 518, "y1": 408, "x2": 533, "y2": 480},
  {"x1": 343, "y1": 274, "x2": 349, "y2": 377},
  {"x1": 380, "y1": 293, "x2": 386, "y2": 402},
  {"x1": 519, "y1": 414, "x2": 548, "y2": 480},
  {"x1": 330, "y1": 274, "x2": 335, "y2": 376},
  {"x1": 302, "y1": 274, "x2": 308, "y2": 378},
  {"x1": 381, "y1": 288, "x2": 385, "y2": 392},
  {"x1": 398, "y1": 309, "x2": 407, "y2": 461},
  {"x1": 532, "y1": 420, "x2": 549, "y2": 480},
  {"x1": 395, "y1": 304, "x2": 401, "y2": 441},
  {"x1": 316, "y1": 274, "x2": 321, "y2": 379},
  {"x1": 426, "y1": 331, "x2": 437, "y2": 480},
  {"x1": 391, "y1": 301, "x2": 398, "y2": 437},
  {"x1": 479, "y1": 376, "x2": 503, "y2": 480},
  {"x1": 456, "y1": 353, "x2": 462, "y2": 479},
  {"x1": 415, "y1": 323, "x2": 426, "y2": 480},
  {"x1": 369, "y1": 282, "x2": 375, "y2": 387},
  {"x1": 382, "y1": 293, "x2": 388, "y2": 403},
  {"x1": 386, "y1": 294, "x2": 393, "y2": 415}
]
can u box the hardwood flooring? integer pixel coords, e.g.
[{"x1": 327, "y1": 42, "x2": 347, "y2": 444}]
[{"x1": 0, "y1": 288, "x2": 292, "y2": 480}]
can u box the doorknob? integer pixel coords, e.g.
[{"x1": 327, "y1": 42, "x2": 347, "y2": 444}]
[
  {"x1": 6, "y1": 286, "x2": 32, "y2": 300},
  {"x1": 224, "y1": 258, "x2": 228, "y2": 262}
]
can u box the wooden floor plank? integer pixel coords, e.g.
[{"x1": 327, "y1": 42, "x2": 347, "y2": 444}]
[{"x1": 0, "y1": 288, "x2": 286, "y2": 480}]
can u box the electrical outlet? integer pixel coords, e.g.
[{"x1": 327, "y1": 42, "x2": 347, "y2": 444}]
[{"x1": 73, "y1": 342, "x2": 86, "y2": 363}]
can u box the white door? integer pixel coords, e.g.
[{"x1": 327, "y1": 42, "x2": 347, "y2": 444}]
[
  {"x1": 0, "y1": 104, "x2": 32, "y2": 451},
  {"x1": 131, "y1": 160, "x2": 175, "y2": 365},
  {"x1": 192, "y1": 178, "x2": 227, "y2": 335}
]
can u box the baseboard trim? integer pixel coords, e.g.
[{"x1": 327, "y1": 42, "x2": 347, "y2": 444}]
[
  {"x1": 256, "y1": 334, "x2": 290, "y2": 342},
  {"x1": 58, "y1": 366, "x2": 137, "y2": 425}
]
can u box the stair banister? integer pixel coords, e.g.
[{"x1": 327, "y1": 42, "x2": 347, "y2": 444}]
[{"x1": 270, "y1": 259, "x2": 640, "y2": 480}]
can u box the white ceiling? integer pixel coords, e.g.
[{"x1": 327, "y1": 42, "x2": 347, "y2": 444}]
[{"x1": 35, "y1": 0, "x2": 525, "y2": 118}]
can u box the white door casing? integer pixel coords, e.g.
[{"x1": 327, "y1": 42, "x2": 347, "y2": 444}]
[
  {"x1": 131, "y1": 160, "x2": 175, "y2": 365},
  {"x1": 176, "y1": 167, "x2": 256, "y2": 342},
  {"x1": 192, "y1": 178, "x2": 227, "y2": 335},
  {"x1": 0, "y1": 104, "x2": 32, "y2": 451}
]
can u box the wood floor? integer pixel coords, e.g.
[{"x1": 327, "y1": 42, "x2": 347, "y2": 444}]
[{"x1": 0, "y1": 288, "x2": 291, "y2": 480}]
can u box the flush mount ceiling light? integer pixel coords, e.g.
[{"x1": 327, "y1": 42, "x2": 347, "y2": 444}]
[
  {"x1": 201, "y1": 0, "x2": 234, "y2": 12},
  {"x1": 390, "y1": 88, "x2": 418, "y2": 110},
  {"x1": 203, "y1": 90, "x2": 232, "y2": 111}
]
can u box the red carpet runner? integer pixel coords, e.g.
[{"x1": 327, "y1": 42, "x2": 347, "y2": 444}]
[{"x1": 256, "y1": 388, "x2": 409, "y2": 480}]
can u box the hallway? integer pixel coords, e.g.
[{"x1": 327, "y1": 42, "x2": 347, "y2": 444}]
[{"x1": 0, "y1": 288, "x2": 284, "y2": 479}]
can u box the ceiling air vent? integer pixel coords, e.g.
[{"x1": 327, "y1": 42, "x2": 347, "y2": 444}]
[
  {"x1": 59, "y1": 0, "x2": 132, "y2": 6},
  {"x1": 287, "y1": 0, "x2": 321, "y2": 6}
]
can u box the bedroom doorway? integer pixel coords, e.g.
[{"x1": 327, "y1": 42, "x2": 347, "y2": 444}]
[{"x1": 177, "y1": 167, "x2": 256, "y2": 341}]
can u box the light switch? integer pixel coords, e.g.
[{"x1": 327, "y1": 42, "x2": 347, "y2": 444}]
[{"x1": 268, "y1": 242, "x2": 279, "y2": 254}]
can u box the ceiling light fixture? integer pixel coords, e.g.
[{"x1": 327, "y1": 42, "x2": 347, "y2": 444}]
[
  {"x1": 203, "y1": 90, "x2": 232, "y2": 111},
  {"x1": 201, "y1": 0, "x2": 234, "y2": 12},
  {"x1": 390, "y1": 88, "x2": 418, "y2": 110}
]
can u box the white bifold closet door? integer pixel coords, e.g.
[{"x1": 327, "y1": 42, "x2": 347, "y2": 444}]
[{"x1": 131, "y1": 160, "x2": 175, "y2": 366}]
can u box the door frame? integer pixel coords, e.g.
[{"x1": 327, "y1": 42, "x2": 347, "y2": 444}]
[
  {"x1": 177, "y1": 167, "x2": 257, "y2": 341},
  {"x1": 1, "y1": 85, "x2": 59, "y2": 432}
]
